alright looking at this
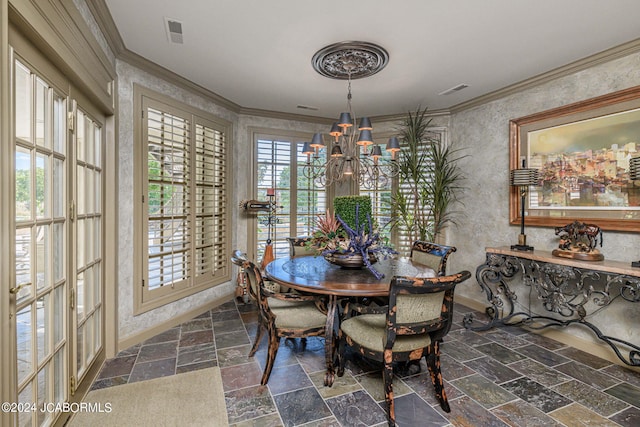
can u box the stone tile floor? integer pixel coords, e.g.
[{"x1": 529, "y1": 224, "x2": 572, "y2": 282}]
[{"x1": 91, "y1": 299, "x2": 640, "y2": 426}]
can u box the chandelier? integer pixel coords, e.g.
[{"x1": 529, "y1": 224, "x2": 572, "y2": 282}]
[{"x1": 302, "y1": 42, "x2": 401, "y2": 189}]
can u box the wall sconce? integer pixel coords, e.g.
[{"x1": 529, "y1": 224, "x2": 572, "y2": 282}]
[
  {"x1": 510, "y1": 165, "x2": 540, "y2": 251},
  {"x1": 631, "y1": 156, "x2": 640, "y2": 267}
]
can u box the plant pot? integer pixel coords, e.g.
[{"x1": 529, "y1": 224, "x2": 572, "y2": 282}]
[{"x1": 324, "y1": 253, "x2": 377, "y2": 269}]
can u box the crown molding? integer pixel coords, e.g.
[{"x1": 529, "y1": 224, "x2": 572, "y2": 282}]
[
  {"x1": 119, "y1": 48, "x2": 242, "y2": 113},
  {"x1": 237, "y1": 107, "x2": 452, "y2": 126},
  {"x1": 450, "y1": 37, "x2": 640, "y2": 114},
  {"x1": 87, "y1": 1, "x2": 640, "y2": 120},
  {"x1": 84, "y1": 0, "x2": 126, "y2": 55},
  {"x1": 88, "y1": 0, "x2": 241, "y2": 114},
  {"x1": 238, "y1": 107, "x2": 334, "y2": 124},
  {"x1": 371, "y1": 108, "x2": 451, "y2": 123}
]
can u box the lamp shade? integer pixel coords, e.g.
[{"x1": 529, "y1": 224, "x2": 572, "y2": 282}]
[
  {"x1": 386, "y1": 137, "x2": 400, "y2": 152},
  {"x1": 302, "y1": 142, "x2": 314, "y2": 155},
  {"x1": 338, "y1": 112, "x2": 353, "y2": 128},
  {"x1": 357, "y1": 129, "x2": 373, "y2": 146},
  {"x1": 370, "y1": 145, "x2": 383, "y2": 158},
  {"x1": 330, "y1": 144, "x2": 343, "y2": 157},
  {"x1": 510, "y1": 168, "x2": 540, "y2": 186},
  {"x1": 358, "y1": 117, "x2": 372, "y2": 130},
  {"x1": 329, "y1": 122, "x2": 342, "y2": 137},
  {"x1": 310, "y1": 132, "x2": 325, "y2": 148},
  {"x1": 630, "y1": 156, "x2": 640, "y2": 181},
  {"x1": 343, "y1": 161, "x2": 353, "y2": 175}
]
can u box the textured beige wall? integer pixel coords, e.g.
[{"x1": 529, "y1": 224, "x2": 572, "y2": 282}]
[
  {"x1": 449, "y1": 51, "x2": 640, "y2": 347},
  {"x1": 116, "y1": 60, "x2": 239, "y2": 341}
]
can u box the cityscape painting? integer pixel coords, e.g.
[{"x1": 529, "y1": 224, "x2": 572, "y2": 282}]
[
  {"x1": 510, "y1": 85, "x2": 640, "y2": 232},
  {"x1": 528, "y1": 107, "x2": 640, "y2": 209}
]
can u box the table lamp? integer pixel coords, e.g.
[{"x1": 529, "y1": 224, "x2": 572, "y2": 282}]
[
  {"x1": 510, "y1": 164, "x2": 540, "y2": 251},
  {"x1": 631, "y1": 156, "x2": 640, "y2": 267}
]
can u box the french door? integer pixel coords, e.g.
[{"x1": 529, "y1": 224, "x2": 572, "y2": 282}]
[{"x1": 9, "y1": 48, "x2": 104, "y2": 427}]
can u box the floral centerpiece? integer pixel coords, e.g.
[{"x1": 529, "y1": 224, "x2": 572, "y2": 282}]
[{"x1": 308, "y1": 203, "x2": 396, "y2": 280}]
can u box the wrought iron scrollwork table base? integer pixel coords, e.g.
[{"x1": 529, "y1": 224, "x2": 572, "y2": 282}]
[{"x1": 463, "y1": 247, "x2": 640, "y2": 366}]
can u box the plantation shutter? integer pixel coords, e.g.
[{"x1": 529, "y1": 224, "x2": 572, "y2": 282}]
[
  {"x1": 255, "y1": 135, "x2": 326, "y2": 260},
  {"x1": 139, "y1": 90, "x2": 230, "y2": 310},
  {"x1": 194, "y1": 121, "x2": 227, "y2": 281},
  {"x1": 395, "y1": 129, "x2": 445, "y2": 255},
  {"x1": 360, "y1": 168, "x2": 393, "y2": 243},
  {"x1": 146, "y1": 108, "x2": 191, "y2": 290}
]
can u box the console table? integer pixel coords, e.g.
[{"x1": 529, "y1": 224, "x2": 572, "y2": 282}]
[{"x1": 463, "y1": 246, "x2": 640, "y2": 366}]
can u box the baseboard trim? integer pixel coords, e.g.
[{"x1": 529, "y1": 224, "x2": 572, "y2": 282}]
[
  {"x1": 117, "y1": 294, "x2": 234, "y2": 353},
  {"x1": 455, "y1": 295, "x2": 640, "y2": 372}
]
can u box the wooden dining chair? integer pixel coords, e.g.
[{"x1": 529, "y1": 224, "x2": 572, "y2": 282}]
[
  {"x1": 337, "y1": 271, "x2": 471, "y2": 427},
  {"x1": 281, "y1": 237, "x2": 317, "y2": 293},
  {"x1": 231, "y1": 250, "x2": 327, "y2": 384},
  {"x1": 286, "y1": 236, "x2": 317, "y2": 257},
  {"x1": 410, "y1": 241, "x2": 457, "y2": 276},
  {"x1": 364, "y1": 241, "x2": 457, "y2": 311}
]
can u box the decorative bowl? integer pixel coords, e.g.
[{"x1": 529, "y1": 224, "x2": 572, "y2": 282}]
[{"x1": 324, "y1": 253, "x2": 377, "y2": 269}]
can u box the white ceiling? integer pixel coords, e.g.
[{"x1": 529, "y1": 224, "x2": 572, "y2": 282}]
[{"x1": 104, "y1": 0, "x2": 640, "y2": 118}]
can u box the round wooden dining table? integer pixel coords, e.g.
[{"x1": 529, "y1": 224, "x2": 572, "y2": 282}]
[{"x1": 264, "y1": 255, "x2": 436, "y2": 386}]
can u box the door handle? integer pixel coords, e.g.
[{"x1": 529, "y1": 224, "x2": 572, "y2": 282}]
[{"x1": 9, "y1": 283, "x2": 32, "y2": 295}]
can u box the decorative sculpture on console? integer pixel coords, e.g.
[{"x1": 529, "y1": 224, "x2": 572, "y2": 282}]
[{"x1": 552, "y1": 220, "x2": 604, "y2": 261}]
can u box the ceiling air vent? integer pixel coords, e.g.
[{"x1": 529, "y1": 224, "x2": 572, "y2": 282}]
[
  {"x1": 164, "y1": 18, "x2": 184, "y2": 44},
  {"x1": 439, "y1": 84, "x2": 469, "y2": 96}
]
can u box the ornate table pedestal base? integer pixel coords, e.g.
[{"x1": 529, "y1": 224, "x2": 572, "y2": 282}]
[{"x1": 463, "y1": 247, "x2": 640, "y2": 366}]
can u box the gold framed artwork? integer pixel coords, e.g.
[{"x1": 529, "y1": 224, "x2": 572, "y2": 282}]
[{"x1": 510, "y1": 85, "x2": 640, "y2": 232}]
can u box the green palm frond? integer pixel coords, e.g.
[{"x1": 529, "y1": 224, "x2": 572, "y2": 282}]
[{"x1": 390, "y1": 107, "x2": 467, "y2": 243}]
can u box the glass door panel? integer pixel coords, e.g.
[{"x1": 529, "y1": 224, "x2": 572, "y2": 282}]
[
  {"x1": 13, "y1": 58, "x2": 68, "y2": 427},
  {"x1": 9, "y1": 42, "x2": 105, "y2": 427},
  {"x1": 72, "y1": 105, "x2": 103, "y2": 382}
]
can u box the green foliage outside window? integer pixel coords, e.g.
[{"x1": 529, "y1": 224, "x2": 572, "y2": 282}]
[
  {"x1": 147, "y1": 154, "x2": 175, "y2": 215},
  {"x1": 334, "y1": 195, "x2": 373, "y2": 233},
  {"x1": 15, "y1": 167, "x2": 45, "y2": 218}
]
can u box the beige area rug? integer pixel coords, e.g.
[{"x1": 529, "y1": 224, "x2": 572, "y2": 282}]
[{"x1": 69, "y1": 367, "x2": 228, "y2": 427}]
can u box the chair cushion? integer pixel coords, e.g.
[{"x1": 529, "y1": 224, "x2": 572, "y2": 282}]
[
  {"x1": 267, "y1": 297, "x2": 307, "y2": 309},
  {"x1": 341, "y1": 314, "x2": 432, "y2": 353},
  {"x1": 271, "y1": 301, "x2": 326, "y2": 329},
  {"x1": 396, "y1": 292, "x2": 444, "y2": 324},
  {"x1": 412, "y1": 251, "x2": 443, "y2": 273}
]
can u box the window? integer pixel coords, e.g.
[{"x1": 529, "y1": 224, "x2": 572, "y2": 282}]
[
  {"x1": 392, "y1": 128, "x2": 447, "y2": 255},
  {"x1": 254, "y1": 133, "x2": 326, "y2": 260},
  {"x1": 359, "y1": 144, "x2": 394, "y2": 244},
  {"x1": 136, "y1": 88, "x2": 231, "y2": 312}
]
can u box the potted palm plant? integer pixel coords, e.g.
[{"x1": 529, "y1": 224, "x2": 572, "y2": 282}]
[{"x1": 390, "y1": 107, "x2": 466, "y2": 246}]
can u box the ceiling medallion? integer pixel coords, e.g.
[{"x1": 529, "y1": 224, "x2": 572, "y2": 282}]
[
  {"x1": 303, "y1": 41, "x2": 400, "y2": 188},
  {"x1": 312, "y1": 41, "x2": 389, "y2": 80}
]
